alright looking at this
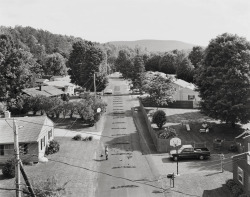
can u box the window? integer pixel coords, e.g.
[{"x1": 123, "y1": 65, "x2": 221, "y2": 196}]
[
  {"x1": 43, "y1": 136, "x2": 46, "y2": 147},
  {"x1": 48, "y1": 130, "x2": 52, "y2": 139},
  {"x1": 237, "y1": 167, "x2": 244, "y2": 184},
  {"x1": 248, "y1": 143, "x2": 250, "y2": 165},
  {"x1": 23, "y1": 144, "x2": 28, "y2": 154},
  {"x1": 0, "y1": 145, "x2": 4, "y2": 155},
  {"x1": 188, "y1": 95, "x2": 195, "y2": 100},
  {"x1": 41, "y1": 139, "x2": 43, "y2": 150}
]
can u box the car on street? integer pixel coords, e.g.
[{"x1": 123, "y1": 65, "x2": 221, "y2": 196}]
[
  {"x1": 132, "y1": 89, "x2": 140, "y2": 94},
  {"x1": 104, "y1": 89, "x2": 113, "y2": 94},
  {"x1": 169, "y1": 145, "x2": 210, "y2": 161}
]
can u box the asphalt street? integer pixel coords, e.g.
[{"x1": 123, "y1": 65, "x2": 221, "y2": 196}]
[{"x1": 95, "y1": 73, "x2": 165, "y2": 197}]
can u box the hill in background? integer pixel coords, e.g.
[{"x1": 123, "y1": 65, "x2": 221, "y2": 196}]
[{"x1": 106, "y1": 39, "x2": 196, "y2": 52}]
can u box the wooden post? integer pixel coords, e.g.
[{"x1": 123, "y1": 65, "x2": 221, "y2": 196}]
[
  {"x1": 176, "y1": 146, "x2": 179, "y2": 175},
  {"x1": 20, "y1": 161, "x2": 36, "y2": 197},
  {"x1": 13, "y1": 119, "x2": 21, "y2": 197}
]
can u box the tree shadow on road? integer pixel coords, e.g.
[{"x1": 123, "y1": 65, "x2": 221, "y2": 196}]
[
  {"x1": 105, "y1": 132, "x2": 142, "y2": 154},
  {"x1": 202, "y1": 184, "x2": 231, "y2": 197}
]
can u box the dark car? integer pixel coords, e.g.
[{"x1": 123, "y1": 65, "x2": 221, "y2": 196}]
[{"x1": 169, "y1": 145, "x2": 210, "y2": 161}]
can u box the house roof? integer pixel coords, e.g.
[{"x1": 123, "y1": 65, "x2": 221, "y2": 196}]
[
  {"x1": 35, "y1": 78, "x2": 49, "y2": 83},
  {"x1": 43, "y1": 81, "x2": 75, "y2": 88},
  {"x1": 0, "y1": 116, "x2": 53, "y2": 144},
  {"x1": 145, "y1": 71, "x2": 197, "y2": 90},
  {"x1": 22, "y1": 86, "x2": 64, "y2": 97},
  {"x1": 50, "y1": 75, "x2": 71, "y2": 82}
]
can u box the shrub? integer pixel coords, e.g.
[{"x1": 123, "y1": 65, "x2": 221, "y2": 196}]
[
  {"x1": 158, "y1": 127, "x2": 176, "y2": 139},
  {"x1": 226, "y1": 179, "x2": 237, "y2": 190},
  {"x1": 152, "y1": 110, "x2": 167, "y2": 129},
  {"x1": 82, "y1": 136, "x2": 93, "y2": 141},
  {"x1": 2, "y1": 159, "x2": 15, "y2": 178},
  {"x1": 72, "y1": 134, "x2": 82, "y2": 141},
  {"x1": 23, "y1": 176, "x2": 67, "y2": 197},
  {"x1": 239, "y1": 194, "x2": 250, "y2": 197},
  {"x1": 232, "y1": 184, "x2": 243, "y2": 197},
  {"x1": 46, "y1": 140, "x2": 60, "y2": 155},
  {"x1": 88, "y1": 136, "x2": 93, "y2": 141}
]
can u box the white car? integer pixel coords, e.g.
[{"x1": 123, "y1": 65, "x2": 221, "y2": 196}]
[{"x1": 104, "y1": 89, "x2": 113, "y2": 94}]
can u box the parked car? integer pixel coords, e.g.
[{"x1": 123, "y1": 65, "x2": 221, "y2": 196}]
[
  {"x1": 169, "y1": 145, "x2": 210, "y2": 161},
  {"x1": 104, "y1": 89, "x2": 113, "y2": 94},
  {"x1": 132, "y1": 89, "x2": 140, "y2": 94}
]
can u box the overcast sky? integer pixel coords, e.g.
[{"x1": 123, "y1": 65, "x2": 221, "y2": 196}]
[{"x1": 0, "y1": 0, "x2": 249, "y2": 46}]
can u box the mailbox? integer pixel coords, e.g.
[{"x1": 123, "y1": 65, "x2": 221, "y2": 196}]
[{"x1": 167, "y1": 174, "x2": 174, "y2": 179}]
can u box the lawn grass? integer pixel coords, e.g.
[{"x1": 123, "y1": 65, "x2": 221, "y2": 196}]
[
  {"x1": 147, "y1": 108, "x2": 244, "y2": 155},
  {"x1": 0, "y1": 136, "x2": 101, "y2": 197}
]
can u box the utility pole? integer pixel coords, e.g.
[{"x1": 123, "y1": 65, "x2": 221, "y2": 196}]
[
  {"x1": 20, "y1": 161, "x2": 36, "y2": 197},
  {"x1": 220, "y1": 153, "x2": 224, "y2": 173},
  {"x1": 13, "y1": 119, "x2": 21, "y2": 197},
  {"x1": 93, "y1": 72, "x2": 96, "y2": 99}
]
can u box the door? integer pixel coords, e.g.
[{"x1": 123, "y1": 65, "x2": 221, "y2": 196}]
[{"x1": 0, "y1": 145, "x2": 4, "y2": 155}]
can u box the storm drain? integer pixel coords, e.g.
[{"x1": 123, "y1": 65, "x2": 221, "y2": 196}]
[
  {"x1": 111, "y1": 185, "x2": 138, "y2": 189},
  {"x1": 112, "y1": 166, "x2": 136, "y2": 169}
]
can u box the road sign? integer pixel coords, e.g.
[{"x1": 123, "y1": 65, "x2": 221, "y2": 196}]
[
  {"x1": 97, "y1": 108, "x2": 101, "y2": 113},
  {"x1": 170, "y1": 137, "x2": 181, "y2": 147}
]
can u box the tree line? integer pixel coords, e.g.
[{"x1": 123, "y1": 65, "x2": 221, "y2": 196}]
[
  {"x1": 113, "y1": 33, "x2": 250, "y2": 127},
  {"x1": 8, "y1": 94, "x2": 107, "y2": 124}
]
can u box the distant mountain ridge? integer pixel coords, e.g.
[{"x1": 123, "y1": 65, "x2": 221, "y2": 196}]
[{"x1": 106, "y1": 39, "x2": 196, "y2": 52}]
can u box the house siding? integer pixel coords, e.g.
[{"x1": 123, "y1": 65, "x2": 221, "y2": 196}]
[
  {"x1": 233, "y1": 137, "x2": 250, "y2": 195},
  {"x1": 0, "y1": 143, "x2": 38, "y2": 164},
  {"x1": 37, "y1": 117, "x2": 54, "y2": 160}
]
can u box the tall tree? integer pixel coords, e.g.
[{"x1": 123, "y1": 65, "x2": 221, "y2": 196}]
[
  {"x1": 159, "y1": 52, "x2": 177, "y2": 74},
  {"x1": 131, "y1": 55, "x2": 145, "y2": 88},
  {"x1": 67, "y1": 41, "x2": 105, "y2": 91},
  {"x1": 114, "y1": 49, "x2": 133, "y2": 78},
  {"x1": 195, "y1": 33, "x2": 250, "y2": 127},
  {"x1": 44, "y1": 53, "x2": 67, "y2": 76},
  {"x1": 176, "y1": 57, "x2": 194, "y2": 83},
  {"x1": 188, "y1": 46, "x2": 204, "y2": 68},
  {"x1": 142, "y1": 73, "x2": 175, "y2": 106},
  {"x1": 145, "y1": 54, "x2": 161, "y2": 71},
  {"x1": 0, "y1": 35, "x2": 37, "y2": 101}
]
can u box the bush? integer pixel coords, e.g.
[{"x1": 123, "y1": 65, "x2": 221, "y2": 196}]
[
  {"x1": 72, "y1": 134, "x2": 82, "y2": 141},
  {"x1": 46, "y1": 140, "x2": 60, "y2": 155},
  {"x1": 226, "y1": 179, "x2": 237, "y2": 190},
  {"x1": 239, "y1": 194, "x2": 250, "y2": 197},
  {"x1": 232, "y1": 184, "x2": 243, "y2": 197},
  {"x1": 23, "y1": 176, "x2": 67, "y2": 197},
  {"x1": 88, "y1": 136, "x2": 93, "y2": 141},
  {"x1": 158, "y1": 127, "x2": 177, "y2": 139},
  {"x1": 2, "y1": 159, "x2": 15, "y2": 178},
  {"x1": 152, "y1": 110, "x2": 167, "y2": 129}
]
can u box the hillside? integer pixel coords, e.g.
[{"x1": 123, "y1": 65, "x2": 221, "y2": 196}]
[{"x1": 106, "y1": 39, "x2": 195, "y2": 52}]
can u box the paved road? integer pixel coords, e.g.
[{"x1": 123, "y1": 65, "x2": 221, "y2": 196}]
[{"x1": 95, "y1": 73, "x2": 165, "y2": 197}]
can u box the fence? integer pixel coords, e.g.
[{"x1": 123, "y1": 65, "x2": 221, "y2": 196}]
[
  {"x1": 141, "y1": 98, "x2": 200, "y2": 109},
  {"x1": 138, "y1": 100, "x2": 205, "y2": 153}
]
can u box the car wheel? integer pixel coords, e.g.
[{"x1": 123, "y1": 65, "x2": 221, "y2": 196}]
[
  {"x1": 199, "y1": 155, "x2": 204, "y2": 160},
  {"x1": 173, "y1": 156, "x2": 178, "y2": 161}
]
